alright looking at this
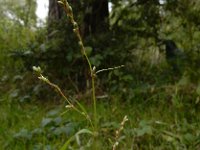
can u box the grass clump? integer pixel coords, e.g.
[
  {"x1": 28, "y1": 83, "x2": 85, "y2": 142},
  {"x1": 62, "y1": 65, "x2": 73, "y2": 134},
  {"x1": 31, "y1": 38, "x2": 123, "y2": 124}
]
[{"x1": 33, "y1": 0, "x2": 125, "y2": 149}]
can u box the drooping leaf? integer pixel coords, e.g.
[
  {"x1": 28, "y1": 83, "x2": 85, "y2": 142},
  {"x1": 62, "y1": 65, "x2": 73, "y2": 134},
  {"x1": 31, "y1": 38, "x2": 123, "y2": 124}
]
[{"x1": 41, "y1": 118, "x2": 53, "y2": 127}]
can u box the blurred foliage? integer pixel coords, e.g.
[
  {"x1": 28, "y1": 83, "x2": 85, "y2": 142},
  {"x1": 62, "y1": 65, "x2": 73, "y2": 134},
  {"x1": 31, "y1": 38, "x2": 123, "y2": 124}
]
[
  {"x1": 0, "y1": 0, "x2": 39, "y2": 101},
  {"x1": 2, "y1": 94, "x2": 200, "y2": 149},
  {"x1": 0, "y1": 0, "x2": 37, "y2": 76},
  {"x1": 1, "y1": 1, "x2": 200, "y2": 149},
  {"x1": 1, "y1": 0, "x2": 200, "y2": 100}
]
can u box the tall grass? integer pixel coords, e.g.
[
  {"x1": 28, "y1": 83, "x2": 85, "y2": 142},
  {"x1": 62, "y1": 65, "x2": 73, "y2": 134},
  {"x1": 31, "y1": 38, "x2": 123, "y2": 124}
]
[{"x1": 33, "y1": 0, "x2": 125, "y2": 149}]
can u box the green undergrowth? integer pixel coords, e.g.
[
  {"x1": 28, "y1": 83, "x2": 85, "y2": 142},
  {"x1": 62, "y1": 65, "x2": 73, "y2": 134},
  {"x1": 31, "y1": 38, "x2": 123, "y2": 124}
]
[
  {"x1": 1, "y1": 87, "x2": 200, "y2": 150},
  {"x1": 1, "y1": 1, "x2": 200, "y2": 149}
]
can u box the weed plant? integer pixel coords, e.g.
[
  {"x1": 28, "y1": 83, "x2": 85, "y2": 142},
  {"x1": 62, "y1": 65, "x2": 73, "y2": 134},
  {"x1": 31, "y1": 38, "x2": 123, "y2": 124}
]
[{"x1": 33, "y1": 0, "x2": 125, "y2": 149}]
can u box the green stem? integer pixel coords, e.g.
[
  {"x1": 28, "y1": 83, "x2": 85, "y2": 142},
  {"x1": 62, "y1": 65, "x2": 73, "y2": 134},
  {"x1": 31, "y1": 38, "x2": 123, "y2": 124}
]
[
  {"x1": 83, "y1": 51, "x2": 97, "y2": 130},
  {"x1": 38, "y1": 74, "x2": 95, "y2": 130},
  {"x1": 59, "y1": 0, "x2": 97, "y2": 132},
  {"x1": 91, "y1": 75, "x2": 97, "y2": 130}
]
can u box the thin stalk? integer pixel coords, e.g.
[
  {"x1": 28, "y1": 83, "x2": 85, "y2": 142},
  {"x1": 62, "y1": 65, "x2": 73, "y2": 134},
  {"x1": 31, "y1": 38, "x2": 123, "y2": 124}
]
[
  {"x1": 58, "y1": 0, "x2": 97, "y2": 131},
  {"x1": 91, "y1": 75, "x2": 97, "y2": 130},
  {"x1": 35, "y1": 73, "x2": 94, "y2": 130},
  {"x1": 96, "y1": 65, "x2": 125, "y2": 74}
]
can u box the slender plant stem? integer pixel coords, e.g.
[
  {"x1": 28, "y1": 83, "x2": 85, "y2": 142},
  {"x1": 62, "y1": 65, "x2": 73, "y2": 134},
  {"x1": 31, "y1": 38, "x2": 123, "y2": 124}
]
[
  {"x1": 36, "y1": 73, "x2": 95, "y2": 130},
  {"x1": 91, "y1": 76, "x2": 97, "y2": 130},
  {"x1": 58, "y1": 0, "x2": 97, "y2": 131},
  {"x1": 96, "y1": 65, "x2": 125, "y2": 74}
]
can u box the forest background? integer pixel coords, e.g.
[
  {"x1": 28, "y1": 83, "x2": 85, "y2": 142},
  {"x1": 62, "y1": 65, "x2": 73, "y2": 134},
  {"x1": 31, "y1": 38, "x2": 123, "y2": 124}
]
[{"x1": 1, "y1": 0, "x2": 200, "y2": 149}]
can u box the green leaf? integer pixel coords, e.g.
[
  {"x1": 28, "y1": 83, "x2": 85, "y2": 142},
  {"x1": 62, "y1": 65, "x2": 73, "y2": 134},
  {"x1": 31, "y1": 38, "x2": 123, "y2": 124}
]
[
  {"x1": 60, "y1": 135, "x2": 74, "y2": 150},
  {"x1": 53, "y1": 117, "x2": 62, "y2": 125},
  {"x1": 90, "y1": 54, "x2": 103, "y2": 66},
  {"x1": 47, "y1": 109, "x2": 60, "y2": 117},
  {"x1": 162, "y1": 134, "x2": 175, "y2": 142},
  {"x1": 60, "y1": 129, "x2": 93, "y2": 150},
  {"x1": 182, "y1": 133, "x2": 195, "y2": 144},
  {"x1": 76, "y1": 128, "x2": 94, "y2": 136},
  {"x1": 9, "y1": 89, "x2": 19, "y2": 98},
  {"x1": 178, "y1": 74, "x2": 190, "y2": 86},
  {"x1": 41, "y1": 118, "x2": 53, "y2": 127},
  {"x1": 136, "y1": 126, "x2": 152, "y2": 136},
  {"x1": 85, "y1": 46, "x2": 93, "y2": 56},
  {"x1": 14, "y1": 129, "x2": 32, "y2": 140},
  {"x1": 196, "y1": 83, "x2": 200, "y2": 95},
  {"x1": 122, "y1": 75, "x2": 133, "y2": 81}
]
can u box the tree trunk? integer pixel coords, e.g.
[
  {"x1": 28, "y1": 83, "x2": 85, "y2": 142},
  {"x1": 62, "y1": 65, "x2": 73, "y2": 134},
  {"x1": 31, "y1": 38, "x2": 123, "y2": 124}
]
[
  {"x1": 47, "y1": 0, "x2": 109, "y2": 90},
  {"x1": 83, "y1": 0, "x2": 109, "y2": 37},
  {"x1": 48, "y1": 0, "x2": 63, "y2": 24},
  {"x1": 48, "y1": 0, "x2": 109, "y2": 37}
]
